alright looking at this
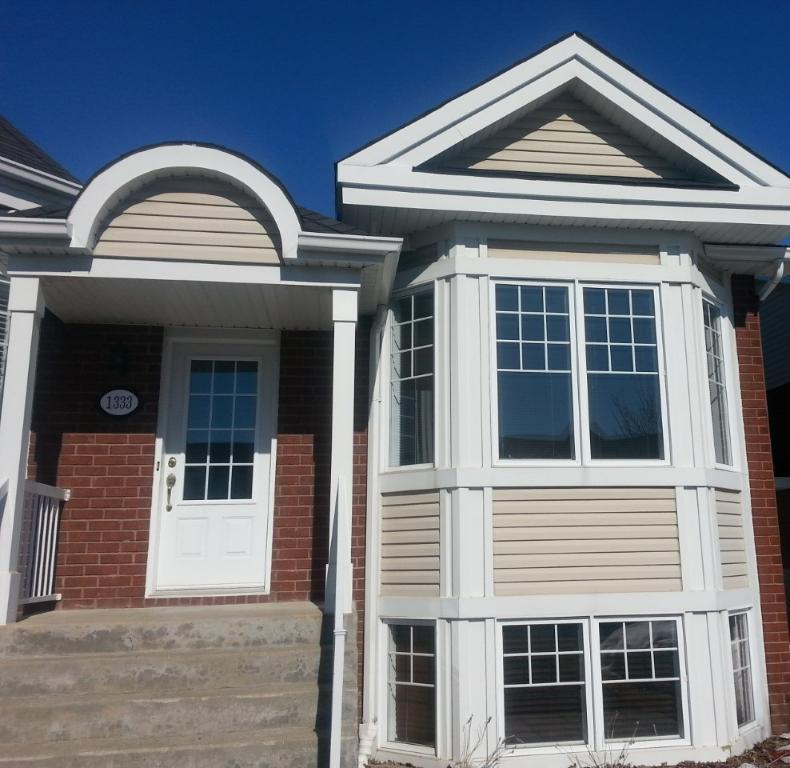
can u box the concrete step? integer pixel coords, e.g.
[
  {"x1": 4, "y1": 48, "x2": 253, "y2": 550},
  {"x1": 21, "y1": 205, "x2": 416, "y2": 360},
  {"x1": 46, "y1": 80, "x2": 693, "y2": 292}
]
[
  {"x1": 0, "y1": 682, "x2": 357, "y2": 745},
  {"x1": 0, "y1": 603, "x2": 325, "y2": 658},
  {"x1": 0, "y1": 643, "x2": 353, "y2": 697},
  {"x1": 0, "y1": 726, "x2": 358, "y2": 768}
]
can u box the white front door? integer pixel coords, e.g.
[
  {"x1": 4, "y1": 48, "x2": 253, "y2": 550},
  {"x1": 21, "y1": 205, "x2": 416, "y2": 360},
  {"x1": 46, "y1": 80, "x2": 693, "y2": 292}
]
[{"x1": 153, "y1": 336, "x2": 277, "y2": 594}]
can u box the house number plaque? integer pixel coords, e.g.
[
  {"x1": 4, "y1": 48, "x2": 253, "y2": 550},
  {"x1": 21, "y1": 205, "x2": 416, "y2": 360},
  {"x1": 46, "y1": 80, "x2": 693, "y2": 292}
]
[{"x1": 99, "y1": 389, "x2": 140, "y2": 417}]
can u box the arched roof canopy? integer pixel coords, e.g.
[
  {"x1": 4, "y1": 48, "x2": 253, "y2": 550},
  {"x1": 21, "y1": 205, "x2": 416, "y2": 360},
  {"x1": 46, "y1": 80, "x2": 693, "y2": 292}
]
[{"x1": 68, "y1": 143, "x2": 302, "y2": 259}]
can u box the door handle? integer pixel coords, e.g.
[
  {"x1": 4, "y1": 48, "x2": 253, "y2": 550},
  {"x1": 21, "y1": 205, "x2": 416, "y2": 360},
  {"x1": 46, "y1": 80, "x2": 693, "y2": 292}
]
[{"x1": 166, "y1": 473, "x2": 176, "y2": 511}]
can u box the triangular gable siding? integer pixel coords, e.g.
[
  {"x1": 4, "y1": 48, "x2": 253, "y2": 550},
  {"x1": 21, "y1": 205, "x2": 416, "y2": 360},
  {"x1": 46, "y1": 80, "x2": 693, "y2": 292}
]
[{"x1": 433, "y1": 93, "x2": 695, "y2": 182}]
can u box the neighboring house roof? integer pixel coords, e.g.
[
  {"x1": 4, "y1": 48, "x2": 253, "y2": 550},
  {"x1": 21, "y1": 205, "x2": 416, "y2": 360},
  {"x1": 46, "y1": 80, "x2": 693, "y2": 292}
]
[
  {"x1": 0, "y1": 115, "x2": 78, "y2": 183},
  {"x1": 761, "y1": 281, "x2": 790, "y2": 391}
]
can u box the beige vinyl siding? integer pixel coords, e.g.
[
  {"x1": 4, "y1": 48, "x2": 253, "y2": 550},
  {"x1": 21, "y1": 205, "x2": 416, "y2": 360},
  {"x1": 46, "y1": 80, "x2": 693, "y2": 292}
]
[
  {"x1": 94, "y1": 178, "x2": 282, "y2": 263},
  {"x1": 716, "y1": 489, "x2": 749, "y2": 589},
  {"x1": 487, "y1": 240, "x2": 660, "y2": 265},
  {"x1": 492, "y1": 488, "x2": 682, "y2": 596},
  {"x1": 436, "y1": 93, "x2": 693, "y2": 181},
  {"x1": 381, "y1": 491, "x2": 440, "y2": 597}
]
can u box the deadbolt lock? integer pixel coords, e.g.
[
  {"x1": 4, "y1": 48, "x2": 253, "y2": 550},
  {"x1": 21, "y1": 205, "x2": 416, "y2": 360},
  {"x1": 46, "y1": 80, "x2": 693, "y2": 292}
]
[{"x1": 167, "y1": 457, "x2": 177, "y2": 468}]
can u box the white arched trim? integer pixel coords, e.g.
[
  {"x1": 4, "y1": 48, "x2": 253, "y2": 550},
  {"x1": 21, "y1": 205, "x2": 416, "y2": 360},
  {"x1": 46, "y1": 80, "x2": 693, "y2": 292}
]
[{"x1": 68, "y1": 144, "x2": 302, "y2": 259}]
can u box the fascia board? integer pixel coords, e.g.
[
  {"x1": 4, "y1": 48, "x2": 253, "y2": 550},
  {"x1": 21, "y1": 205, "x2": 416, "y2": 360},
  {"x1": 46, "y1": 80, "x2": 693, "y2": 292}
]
[
  {"x1": 297, "y1": 230, "x2": 402, "y2": 259},
  {"x1": 340, "y1": 37, "x2": 579, "y2": 167},
  {"x1": 340, "y1": 35, "x2": 789, "y2": 190},
  {"x1": 0, "y1": 157, "x2": 81, "y2": 196},
  {"x1": 575, "y1": 40, "x2": 790, "y2": 188},
  {"x1": 338, "y1": 165, "x2": 790, "y2": 209},
  {"x1": 341, "y1": 185, "x2": 790, "y2": 229}
]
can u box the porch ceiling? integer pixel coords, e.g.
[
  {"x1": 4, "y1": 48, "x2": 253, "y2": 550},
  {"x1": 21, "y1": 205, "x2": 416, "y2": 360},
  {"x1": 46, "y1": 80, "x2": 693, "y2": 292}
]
[{"x1": 41, "y1": 276, "x2": 337, "y2": 329}]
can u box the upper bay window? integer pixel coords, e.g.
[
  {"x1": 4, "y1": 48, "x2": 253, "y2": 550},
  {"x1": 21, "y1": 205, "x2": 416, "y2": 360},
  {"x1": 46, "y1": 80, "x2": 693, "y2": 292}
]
[
  {"x1": 703, "y1": 300, "x2": 732, "y2": 465},
  {"x1": 494, "y1": 282, "x2": 665, "y2": 462},
  {"x1": 583, "y1": 287, "x2": 663, "y2": 460},
  {"x1": 496, "y1": 284, "x2": 574, "y2": 459},
  {"x1": 390, "y1": 288, "x2": 434, "y2": 466}
]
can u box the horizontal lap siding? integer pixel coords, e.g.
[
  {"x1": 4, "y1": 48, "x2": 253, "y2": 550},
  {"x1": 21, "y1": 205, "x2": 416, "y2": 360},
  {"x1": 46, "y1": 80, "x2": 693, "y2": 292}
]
[
  {"x1": 716, "y1": 489, "x2": 749, "y2": 589},
  {"x1": 93, "y1": 179, "x2": 281, "y2": 263},
  {"x1": 492, "y1": 488, "x2": 681, "y2": 596},
  {"x1": 487, "y1": 240, "x2": 660, "y2": 265},
  {"x1": 380, "y1": 491, "x2": 440, "y2": 597},
  {"x1": 438, "y1": 94, "x2": 691, "y2": 181}
]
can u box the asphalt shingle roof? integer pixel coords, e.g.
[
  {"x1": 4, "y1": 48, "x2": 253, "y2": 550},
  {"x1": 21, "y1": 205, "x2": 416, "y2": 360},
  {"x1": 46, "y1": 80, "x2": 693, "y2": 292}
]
[{"x1": 0, "y1": 116, "x2": 78, "y2": 183}]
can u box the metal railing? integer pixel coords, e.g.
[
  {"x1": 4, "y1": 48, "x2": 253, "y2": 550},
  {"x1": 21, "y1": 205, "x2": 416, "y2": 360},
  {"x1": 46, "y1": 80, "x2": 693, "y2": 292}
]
[{"x1": 17, "y1": 480, "x2": 70, "y2": 605}]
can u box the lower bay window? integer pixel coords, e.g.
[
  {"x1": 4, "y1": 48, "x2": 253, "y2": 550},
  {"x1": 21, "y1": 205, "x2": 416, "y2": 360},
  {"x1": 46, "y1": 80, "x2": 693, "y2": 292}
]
[
  {"x1": 500, "y1": 617, "x2": 686, "y2": 748},
  {"x1": 387, "y1": 622, "x2": 436, "y2": 749},
  {"x1": 728, "y1": 612, "x2": 755, "y2": 728}
]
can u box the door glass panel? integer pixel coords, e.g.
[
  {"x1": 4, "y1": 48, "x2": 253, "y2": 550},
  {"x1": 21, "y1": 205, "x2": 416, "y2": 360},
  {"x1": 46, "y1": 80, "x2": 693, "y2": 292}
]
[{"x1": 183, "y1": 360, "x2": 258, "y2": 501}]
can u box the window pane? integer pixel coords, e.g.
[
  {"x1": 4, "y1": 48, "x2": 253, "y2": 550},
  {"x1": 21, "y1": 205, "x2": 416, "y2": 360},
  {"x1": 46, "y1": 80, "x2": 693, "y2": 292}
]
[
  {"x1": 230, "y1": 466, "x2": 253, "y2": 499},
  {"x1": 584, "y1": 288, "x2": 606, "y2": 314},
  {"x1": 495, "y1": 284, "x2": 574, "y2": 460},
  {"x1": 603, "y1": 680, "x2": 682, "y2": 739},
  {"x1": 190, "y1": 360, "x2": 213, "y2": 394},
  {"x1": 588, "y1": 374, "x2": 663, "y2": 459},
  {"x1": 503, "y1": 625, "x2": 529, "y2": 654},
  {"x1": 585, "y1": 316, "x2": 607, "y2": 343},
  {"x1": 235, "y1": 361, "x2": 258, "y2": 394},
  {"x1": 729, "y1": 613, "x2": 754, "y2": 727},
  {"x1": 607, "y1": 290, "x2": 630, "y2": 315},
  {"x1": 392, "y1": 683, "x2": 435, "y2": 747},
  {"x1": 498, "y1": 372, "x2": 573, "y2": 459},
  {"x1": 600, "y1": 619, "x2": 684, "y2": 741},
  {"x1": 183, "y1": 466, "x2": 206, "y2": 500},
  {"x1": 210, "y1": 430, "x2": 232, "y2": 463},
  {"x1": 505, "y1": 685, "x2": 586, "y2": 745},
  {"x1": 390, "y1": 289, "x2": 434, "y2": 467},
  {"x1": 389, "y1": 624, "x2": 436, "y2": 748},
  {"x1": 207, "y1": 466, "x2": 229, "y2": 500},
  {"x1": 703, "y1": 301, "x2": 732, "y2": 464},
  {"x1": 504, "y1": 656, "x2": 530, "y2": 685},
  {"x1": 503, "y1": 622, "x2": 587, "y2": 745}
]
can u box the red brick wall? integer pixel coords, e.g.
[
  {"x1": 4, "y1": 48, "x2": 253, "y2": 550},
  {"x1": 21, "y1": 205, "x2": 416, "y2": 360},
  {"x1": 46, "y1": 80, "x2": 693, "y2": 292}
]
[
  {"x1": 732, "y1": 275, "x2": 790, "y2": 732},
  {"x1": 28, "y1": 318, "x2": 370, "y2": 618}
]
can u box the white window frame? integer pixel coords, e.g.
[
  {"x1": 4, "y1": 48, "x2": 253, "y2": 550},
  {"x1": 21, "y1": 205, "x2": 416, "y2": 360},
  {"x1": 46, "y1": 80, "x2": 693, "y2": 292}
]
[
  {"x1": 385, "y1": 285, "x2": 437, "y2": 471},
  {"x1": 380, "y1": 618, "x2": 439, "y2": 757},
  {"x1": 496, "y1": 616, "x2": 690, "y2": 754},
  {"x1": 728, "y1": 609, "x2": 757, "y2": 731},
  {"x1": 701, "y1": 294, "x2": 737, "y2": 471},
  {"x1": 489, "y1": 279, "x2": 583, "y2": 467},
  {"x1": 590, "y1": 615, "x2": 690, "y2": 751},
  {"x1": 496, "y1": 618, "x2": 594, "y2": 753},
  {"x1": 489, "y1": 280, "x2": 670, "y2": 467}
]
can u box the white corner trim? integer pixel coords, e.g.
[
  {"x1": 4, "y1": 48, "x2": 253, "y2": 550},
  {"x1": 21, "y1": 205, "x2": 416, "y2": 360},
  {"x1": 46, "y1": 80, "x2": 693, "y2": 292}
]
[
  {"x1": 332, "y1": 288, "x2": 359, "y2": 323},
  {"x1": 7, "y1": 276, "x2": 44, "y2": 315},
  {"x1": 68, "y1": 144, "x2": 302, "y2": 258}
]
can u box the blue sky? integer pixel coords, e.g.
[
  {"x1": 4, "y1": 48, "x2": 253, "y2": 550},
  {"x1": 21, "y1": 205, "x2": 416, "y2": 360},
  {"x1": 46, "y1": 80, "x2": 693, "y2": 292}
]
[{"x1": 2, "y1": 1, "x2": 788, "y2": 215}]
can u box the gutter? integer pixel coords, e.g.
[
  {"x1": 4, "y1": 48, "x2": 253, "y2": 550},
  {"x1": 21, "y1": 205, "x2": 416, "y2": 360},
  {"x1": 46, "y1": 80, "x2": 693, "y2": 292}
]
[{"x1": 758, "y1": 255, "x2": 788, "y2": 301}]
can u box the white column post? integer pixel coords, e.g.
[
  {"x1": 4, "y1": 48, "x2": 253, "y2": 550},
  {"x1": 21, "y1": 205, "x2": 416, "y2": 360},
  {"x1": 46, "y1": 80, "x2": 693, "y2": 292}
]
[
  {"x1": 0, "y1": 276, "x2": 44, "y2": 624},
  {"x1": 329, "y1": 287, "x2": 358, "y2": 614}
]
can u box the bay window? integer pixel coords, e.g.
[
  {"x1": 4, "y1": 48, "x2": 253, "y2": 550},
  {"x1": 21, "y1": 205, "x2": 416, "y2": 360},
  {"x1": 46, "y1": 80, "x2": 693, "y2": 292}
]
[
  {"x1": 583, "y1": 288, "x2": 663, "y2": 460},
  {"x1": 493, "y1": 281, "x2": 665, "y2": 463},
  {"x1": 500, "y1": 617, "x2": 687, "y2": 748},
  {"x1": 390, "y1": 289, "x2": 434, "y2": 466},
  {"x1": 728, "y1": 612, "x2": 755, "y2": 728},
  {"x1": 495, "y1": 284, "x2": 574, "y2": 459},
  {"x1": 703, "y1": 299, "x2": 732, "y2": 465},
  {"x1": 598, "y1": 619, "x2": 683, "y2": 740},
  {"x1": 387, "y1": 622, "x2": 436, "y2": 748},
  {"x1": 502, "y1": 622, "x2": 587, "y2": 745}
]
